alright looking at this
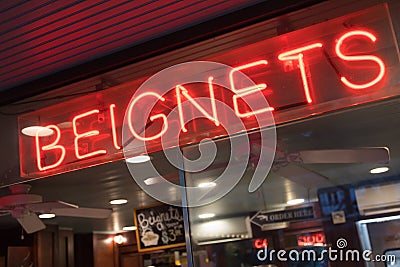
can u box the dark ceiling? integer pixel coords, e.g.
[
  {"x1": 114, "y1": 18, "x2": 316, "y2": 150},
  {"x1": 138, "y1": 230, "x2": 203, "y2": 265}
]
[
  {"x1": 0, "y1": 0, "x2": 262, "y2": 91},
  {"x1": 0, "y1": 0, "x2": 331, "y2": 106}
]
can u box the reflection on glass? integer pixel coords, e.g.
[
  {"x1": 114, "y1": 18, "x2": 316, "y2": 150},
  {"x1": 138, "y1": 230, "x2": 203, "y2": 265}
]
[{"x1": 184, "y1": 95, "x2": 400, "y2": 267}]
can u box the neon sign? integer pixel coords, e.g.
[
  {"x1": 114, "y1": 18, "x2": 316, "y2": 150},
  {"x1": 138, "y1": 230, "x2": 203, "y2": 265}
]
[
  {"x1": 18, "y1": 5, "x2": 400, "y2": 178},
  {"x1": 297, "y1": 232, "x2": 326, "y2": 247},
  {"x1": 253, "y1": 238, "x2": 268, "y2": 249},
  {"x1": 35, "y1": 125, "x2": 65, "y2": 171},
  {"x1": 277, "y1": 43, "x2": 323, "y2": 104}
]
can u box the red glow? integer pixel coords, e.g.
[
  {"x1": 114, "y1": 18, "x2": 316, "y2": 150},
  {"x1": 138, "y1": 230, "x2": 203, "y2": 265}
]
[
  {"x1": 233, "y1": 89, "x2": 275, "y2": 118},
  {"x1": 35, "y1": 125, "x2": 66, "y2": 171},
  {"x1": 176, "y1": 77, "x2": 220, "y2": 133},
  {"x1": 73, "y1": 110, "x2": 107, "y2": 159},
  {"x1": 253, "y1": 238, "x2": 268, "y2": 249},
  {"x1": 297, "y1": 232, "x2": 326, "y2": 246},
  {"x1": 230, "y1": 60, "x2": 274, "y2": 117},
  {"x1": 229, "y1": 60, "x2": 268, "y2": 94},
  {"x1": 127, "y1": 92, "x2": 168, "y2": 141},
  {"x1": 335, "y1": 30, "x2": 385, "y2": 89},
  {"x1": 278, "y1": 43, "x2": 323, "y2": 103},
  {"x1": 109, "y1": 104, "x2": 121, "y2": 150},
  {"x1": 18, "y1": 5, "x2": 396, "y2": 178}
]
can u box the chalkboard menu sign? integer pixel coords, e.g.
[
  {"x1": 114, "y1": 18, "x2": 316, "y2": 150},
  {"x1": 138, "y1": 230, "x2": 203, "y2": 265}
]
[{"x1": 134, "y1": 205, "x2": 186, "y2": 252}]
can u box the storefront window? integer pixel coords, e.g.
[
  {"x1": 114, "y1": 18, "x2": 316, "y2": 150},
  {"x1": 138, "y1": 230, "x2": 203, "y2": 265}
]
[
  {"x1": 3, "y1": 1, "x2": 400, "y2": 267},
  {"x1": 184, "y1": 98, "x2": 400, "y2": 267}
]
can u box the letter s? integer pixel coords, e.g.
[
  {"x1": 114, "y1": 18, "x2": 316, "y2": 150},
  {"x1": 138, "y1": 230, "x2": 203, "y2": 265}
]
[{"x1": 335, "y1": 30, "x2": 385, "y2": 90}]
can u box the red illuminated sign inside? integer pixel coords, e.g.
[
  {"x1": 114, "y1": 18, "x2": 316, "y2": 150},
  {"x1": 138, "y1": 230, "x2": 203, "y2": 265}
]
[
  {"x1": 297, "y1": 232, "x2": 326, "y2": 247},
  {"x1": 253, "y1": 238, "x2": 268, "y2": 249},
  {"x1": 18, "y1": 5, "x2": 400, "y2": 178}
]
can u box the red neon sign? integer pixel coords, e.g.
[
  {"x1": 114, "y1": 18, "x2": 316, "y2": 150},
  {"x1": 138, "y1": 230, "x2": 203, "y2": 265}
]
[
  {"x1": 278, "y1": 43, "x2": 323, "y2": 103},
  {"x1": 335, "y1": 30, "x2": 386, "y2": 90},
  {"x1": 253, "y1": 238, "x2": 268, "y2": 249},
  {"x1": 127, "y1": 92, "x2": 168, "y2": 141},
  {"x1": 297, "y1": 232, "x2": 326, "y2": 247},
  {"x1": 35, "y1": 125, "x2": 65, "y2": 171},
  {"x1": 176, "y1": 77, "x2": 220, "y2": 133},
  {"x1": 72, "y1": 109, "x2": 107, "y2": 160},
  {"x1": 18, "y1": 5, "x2": 400, "y2": 178},
  {"x1": 109, "y1": 104, "x2": 121, "y2": 150}
]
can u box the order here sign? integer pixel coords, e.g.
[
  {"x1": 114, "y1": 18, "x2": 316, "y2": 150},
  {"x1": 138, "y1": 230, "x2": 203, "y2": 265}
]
[{"x1": 18, "y1": 5, "x2": 400, "y2": 179}]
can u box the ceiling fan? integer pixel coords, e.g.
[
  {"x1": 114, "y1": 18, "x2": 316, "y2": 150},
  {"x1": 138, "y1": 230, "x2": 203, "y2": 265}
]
[
  {"x1": 0, "y1": 184, "x2": 112, "y2": 234},
  {"x1": 249, "y1": 142, "x2": 390, "y2": 190}
]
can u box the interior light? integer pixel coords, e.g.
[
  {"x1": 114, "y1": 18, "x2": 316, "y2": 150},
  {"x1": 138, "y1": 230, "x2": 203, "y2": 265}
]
[
  {"x1": 198, "y1": 213, "x2": 215, "y2": 219},
  {"x1": 109, "y1": 199, "x2": 128, "y2": 205},
  {"x1": 357, "y1": 214, "x2": 400, "y2": 224},
  {"x1": 22, "y1": 126, "x2": 54, "y2": 137},
  {"x1": 39, "y1": 213, "x2": 56, "y2": 219},
  {"x1": 125, "y1": 155, "x2": 151, "y2": 163},
  {"x1": 174, "y1": 251, "x2": 181, "y2": 266},
  {"x1": 122, "y1": 226, "x2": 137, "y2": 231},
  {"x1": 369, "y1": 166, "x2": 389, "y2": 174},
  {"x1": 287, "y1": 198, "x2": 305, "y2": 205},
  {"x1": 197, "y1": 238, "x2": 242, "y2": 246},
  {"x1": 144, "y1": 177, "x2": 163, "y2": 185},
  {"x1": 113, "y1": 235, "x2": 127, "y2": 244},
  {"x1": 198, "y1": 182, "x2": 216, "y2": 188}
]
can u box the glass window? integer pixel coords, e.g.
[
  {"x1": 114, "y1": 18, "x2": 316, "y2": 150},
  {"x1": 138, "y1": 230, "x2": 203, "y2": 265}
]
[{"x1": 184, "y1": 97, "x2": 400, "y2": 267}]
